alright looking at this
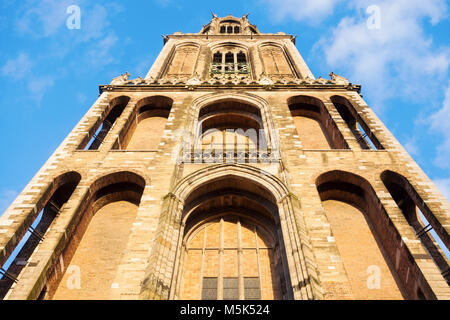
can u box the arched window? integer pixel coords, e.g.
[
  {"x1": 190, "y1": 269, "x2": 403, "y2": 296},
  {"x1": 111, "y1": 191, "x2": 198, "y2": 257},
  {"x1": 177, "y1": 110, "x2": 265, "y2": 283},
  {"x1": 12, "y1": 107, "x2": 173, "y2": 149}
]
[
  {"x1": 177, "y1": 175, "x2": 290, "y2": 299},
  {"x1": 219, "y1": 22, "x2": 241, "y2": 34},
  {"x1": 213, "y1": 52, "x2": 222, "y2": 64},
  {"x1": 195, "y1": 100, "x2": 267, "y2": 162},
  {"x1": 210, "y1": 49, "x2": 250, "y2": 76},
  {"x1": 330, "y1": 95, "x2": 383, "y2": 150},
  {"x1": 225, "y1": 52, "x2": 234, "y2": 63},
  {"x1": 381, "y1": 170, "x2": 450, "y2": 284},
  {"x1": 0, "y1": 172, "x2": 81, "y2": 299},
  {"x1": 237, "y1": 51, "x2": 246, "y2": 63},
  {"x1": 79, "y1": 96, "x2": 130, "y2": 150},
  {"x1": 184, "y1": 216, "x2": 274, "y2": 300},
  {"x1": 287, "y1": 95, "x2": 348, "y2": 149}
]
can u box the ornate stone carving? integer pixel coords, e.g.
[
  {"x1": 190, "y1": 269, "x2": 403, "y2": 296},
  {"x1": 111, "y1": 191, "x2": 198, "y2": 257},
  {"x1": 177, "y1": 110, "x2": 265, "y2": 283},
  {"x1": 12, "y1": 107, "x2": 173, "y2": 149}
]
[
  {"x1": 110, "y1": 72, "x2": 130, "y2": 85},
  {"x1": 315, "y1": 76, "x2": 329, "y2": 84},
  {"x1": 144, "y1": 76, "x2": 156, "y2": 84},
  {"x1": 129, "y1": 76, "x2": 144, "y2": 85},
  {"x1": 329, "y1": 72, "x2": 349, "y2": 85},
  {"x1": 258, "y1": 72, "x2": 273, "y2": 86},
  {"x1": 186, "y1": 72, "x2": 202, "y2": 85}
]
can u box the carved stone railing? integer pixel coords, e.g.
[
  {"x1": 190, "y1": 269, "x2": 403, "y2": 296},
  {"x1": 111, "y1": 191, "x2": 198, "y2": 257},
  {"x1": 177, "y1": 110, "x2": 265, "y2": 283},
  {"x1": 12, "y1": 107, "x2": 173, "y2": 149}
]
[
  {"x1": 210, "y1": 63, "x2": 250, "y2": 75},
  {"x1": 180, "y1": 145, "x2": 277, "y2": 164}
]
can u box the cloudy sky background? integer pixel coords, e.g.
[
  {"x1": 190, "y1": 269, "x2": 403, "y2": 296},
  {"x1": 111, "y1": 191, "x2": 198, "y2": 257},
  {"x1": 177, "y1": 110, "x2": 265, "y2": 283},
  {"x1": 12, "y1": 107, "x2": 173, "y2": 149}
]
[{"x1": 0, "y1": 0, "x2": 449, "y2": 213}]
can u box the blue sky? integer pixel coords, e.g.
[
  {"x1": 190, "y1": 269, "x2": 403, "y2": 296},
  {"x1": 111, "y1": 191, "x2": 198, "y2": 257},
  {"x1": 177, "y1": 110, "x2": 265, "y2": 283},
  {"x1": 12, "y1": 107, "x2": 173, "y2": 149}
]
[{"x1": 0, "y1": 0, "x2": 449, "y2": 213}]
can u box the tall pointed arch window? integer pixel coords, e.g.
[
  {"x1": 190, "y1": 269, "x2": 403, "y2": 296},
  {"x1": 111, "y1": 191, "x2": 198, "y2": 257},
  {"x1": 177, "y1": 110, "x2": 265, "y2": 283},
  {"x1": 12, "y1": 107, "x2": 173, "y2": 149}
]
[{"x1": 210, "y1": 49, "x2": 250, "y2": 75}]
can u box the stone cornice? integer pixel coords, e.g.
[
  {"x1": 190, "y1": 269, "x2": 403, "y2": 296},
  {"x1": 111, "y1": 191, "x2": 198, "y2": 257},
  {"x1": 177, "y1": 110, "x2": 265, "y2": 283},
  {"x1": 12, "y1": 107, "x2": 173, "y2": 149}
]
[
  {"x1": 164, "y1": 33, "x2": 296, "y2": 44},
  {"x1": 99, "y1": 83, "x2": 362, "y2": 94}
]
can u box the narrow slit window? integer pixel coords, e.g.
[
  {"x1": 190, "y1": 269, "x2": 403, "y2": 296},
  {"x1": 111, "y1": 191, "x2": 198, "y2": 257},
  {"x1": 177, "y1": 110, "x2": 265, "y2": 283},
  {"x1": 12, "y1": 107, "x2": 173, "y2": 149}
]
[
  {"x1": 356, "y1": 123, "x2": 376, "y2": 150},
  {"x1": 417, "y1": 208, "x2": 450, "y2": 260},
  {"x1": 225, "y1": 52, "x2": 234, "y2": 63},
  {"x1": 0, "y1": 172, "x2": 80, "y2": 299},
  {"x1": 237, "y1": 52, "x2": 246, "y2": 63},
  {"x1": 213, "y1": 52, "x2": 222, "y2": 64},
  {"x1": 80, "y1": 97, "x2": 129, "y2": 150}
]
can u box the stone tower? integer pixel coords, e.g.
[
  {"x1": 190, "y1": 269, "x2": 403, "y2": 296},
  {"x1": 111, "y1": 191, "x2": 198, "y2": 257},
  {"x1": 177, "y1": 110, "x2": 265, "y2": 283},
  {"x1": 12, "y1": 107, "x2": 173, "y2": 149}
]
[{"x1": 0, "y1": 14, "x2": 449, "y2": 300}]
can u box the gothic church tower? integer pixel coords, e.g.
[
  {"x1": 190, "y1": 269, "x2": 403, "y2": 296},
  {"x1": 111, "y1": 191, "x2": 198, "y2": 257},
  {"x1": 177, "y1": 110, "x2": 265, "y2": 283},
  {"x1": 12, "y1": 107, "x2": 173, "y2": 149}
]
[{"x1": 0, "y1": 14, "x2": 449, "y2": 300}]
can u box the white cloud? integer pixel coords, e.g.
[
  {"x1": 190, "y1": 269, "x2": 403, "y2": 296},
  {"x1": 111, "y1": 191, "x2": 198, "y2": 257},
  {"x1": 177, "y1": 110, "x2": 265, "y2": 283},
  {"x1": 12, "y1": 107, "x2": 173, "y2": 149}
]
[
  {"x1": 15, "y1": 0, "x2": 76, "y2": 37},
  {"x1": 27, "y1": 76, "x2": 55, "y2": 102},
  {"x1": 76, "y1": 92, "x2": 87, "y2": 104},
  {"x1": 433, "y1": 178, "x2": 450, "y2": 201},
  {"x1": 1, "y1": 52, "x2": 55, "y2": 103},
  {"x1": 15, "y1": 1, "x2": 121, "y2": 43},
  {"x1": 429, "y1": 82, "x2": 450, "y2": 169},
  {"x1": 1, "y1": 53, "x2": 32, "y2": 80},
  {"x1": 261, "y1": 0, "x2": 344, "y2": 23},
  {"x1": 86, "y1": 33, "x2": 119, "y2": 68},
  {"x1": 316, "y1": 0, "x2": 449, "y2": 110}
]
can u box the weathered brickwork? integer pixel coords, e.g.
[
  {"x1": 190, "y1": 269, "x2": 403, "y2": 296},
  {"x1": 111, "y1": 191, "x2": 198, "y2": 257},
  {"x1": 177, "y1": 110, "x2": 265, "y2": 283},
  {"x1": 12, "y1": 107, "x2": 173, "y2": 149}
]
[{"x1": 0, "y1": 14, "x2": 448, "y2": 300}]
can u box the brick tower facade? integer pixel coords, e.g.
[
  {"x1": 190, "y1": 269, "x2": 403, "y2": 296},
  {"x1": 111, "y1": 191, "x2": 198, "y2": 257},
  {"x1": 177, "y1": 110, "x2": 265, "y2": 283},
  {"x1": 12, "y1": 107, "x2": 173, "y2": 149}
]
[{"x1": 0, "y1": 14, "x2": 449, "y2": 300}]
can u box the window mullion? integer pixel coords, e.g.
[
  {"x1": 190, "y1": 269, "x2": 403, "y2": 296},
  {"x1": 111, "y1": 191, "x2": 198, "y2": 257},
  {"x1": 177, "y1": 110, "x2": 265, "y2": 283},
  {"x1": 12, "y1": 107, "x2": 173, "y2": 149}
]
[
  {"x1": 237, "y1": 219, "x2": 244, "y2": 300},
  {"x1": 218, "y1": 218, "x2": 224, "y2": 300}
]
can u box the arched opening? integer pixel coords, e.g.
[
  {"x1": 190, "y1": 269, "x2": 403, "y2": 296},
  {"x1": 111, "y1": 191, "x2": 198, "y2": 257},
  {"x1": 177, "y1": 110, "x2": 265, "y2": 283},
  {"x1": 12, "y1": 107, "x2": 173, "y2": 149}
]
[
  {"x1": 166, "y1": 44, "x2": 199, "y2": 76},
  {"x1": 259, "y1": 44, "x2": 293, "y2": 77},
  {"x1": 117, "y1": 96, "x2": 173, "y2": 150},
  {"x1": 316, "y1": 171, "x2": 405, "y2": 299},
  {"x1": 196, "y1": 100, "x2": 267, "y2": 161},
  {"x1": 0, "y1": 171, "x2": 81, "y2": 299},
  {"x1": 287, "y1": 95, "x2": 348, "y2": 150},
  {"x1": 381, "y1": 170, "x2": 450, "y2": 284},
  {"x1": 51, "y1": 171, "x2": 145, "y2": 300},
  {"x1": 210, "y1": 46, "x2": 250, "y2": 76},
  {"x1": 213, "y1": 52, "x2": 222, "y2": 63},
  {"x1": 176, "y1": 175, "x2": 291, "y2": 300},
  {"x1": 330, "y1": 95, "x2": 383, "y2": 150},
  {"x1": 79, "y1": 96, "x2": 129, "y2": 150}
]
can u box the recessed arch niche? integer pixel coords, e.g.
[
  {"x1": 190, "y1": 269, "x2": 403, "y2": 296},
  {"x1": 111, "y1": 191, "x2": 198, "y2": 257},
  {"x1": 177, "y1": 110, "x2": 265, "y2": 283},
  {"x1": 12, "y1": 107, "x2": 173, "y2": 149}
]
[
  {"x1": 115, "y1": 96, "x2": 173, "y2": 151},
  {"x1": 140, "y1": 164, "x2": 317, "y2": 300},
  {"x1": 287, "y1": 95, "x2": 348, "y2": 150},
  {"x1": 175, "y1": 174, "x2": 290, "y2": 300},
  {"x1": 51, "y1": 171, "x2": 145, "y2": 300}
]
